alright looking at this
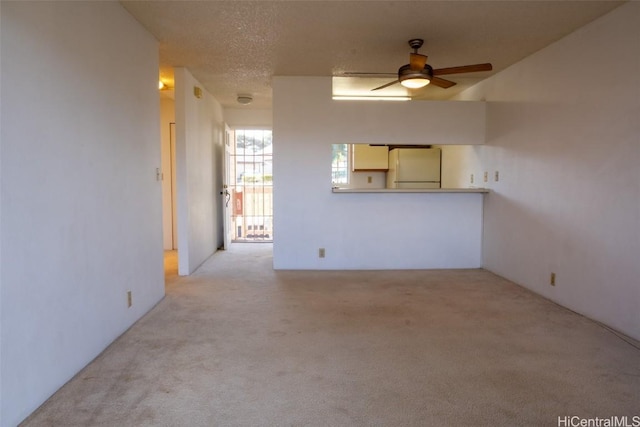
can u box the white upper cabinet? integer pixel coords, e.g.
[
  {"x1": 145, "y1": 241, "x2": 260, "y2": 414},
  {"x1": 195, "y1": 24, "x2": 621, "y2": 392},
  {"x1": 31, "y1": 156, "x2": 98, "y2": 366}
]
[{"x1": 352, "y1": 144, "x2": 389, "y2": 171}]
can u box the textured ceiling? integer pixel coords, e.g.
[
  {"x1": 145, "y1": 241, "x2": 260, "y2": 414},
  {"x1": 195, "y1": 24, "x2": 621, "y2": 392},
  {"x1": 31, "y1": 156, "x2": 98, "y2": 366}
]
[{"x1": 121, "y1": 1, "x2": 623, "y2": 109}]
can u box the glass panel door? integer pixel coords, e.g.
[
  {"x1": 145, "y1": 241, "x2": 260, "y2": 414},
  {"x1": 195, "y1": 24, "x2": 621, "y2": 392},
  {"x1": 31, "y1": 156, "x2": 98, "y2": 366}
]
[{"x1": 229, "y1": 130, "x2": 273, "y2": 242}]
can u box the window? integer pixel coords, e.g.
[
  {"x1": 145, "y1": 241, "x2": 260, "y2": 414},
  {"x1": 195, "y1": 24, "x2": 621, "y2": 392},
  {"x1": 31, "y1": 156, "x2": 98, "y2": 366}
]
[{"x1": 331, "y1": 143, "x2": 349, "y2": 184}]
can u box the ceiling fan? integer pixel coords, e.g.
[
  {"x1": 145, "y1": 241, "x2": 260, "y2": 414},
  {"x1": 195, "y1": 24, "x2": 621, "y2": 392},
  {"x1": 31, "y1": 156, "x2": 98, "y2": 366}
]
[{"x1": 347, "y1": 39, "x2": 493, "y2": 92}]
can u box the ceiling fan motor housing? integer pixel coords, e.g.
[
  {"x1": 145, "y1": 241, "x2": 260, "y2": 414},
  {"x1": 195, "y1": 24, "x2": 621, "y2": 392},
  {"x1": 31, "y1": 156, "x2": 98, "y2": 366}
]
[{"x1": 398, "y1": 63, "x2": 433, "y2": 83}]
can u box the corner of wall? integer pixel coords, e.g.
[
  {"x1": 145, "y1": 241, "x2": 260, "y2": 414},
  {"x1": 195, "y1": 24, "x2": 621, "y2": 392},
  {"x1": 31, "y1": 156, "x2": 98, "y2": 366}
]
[
  {"x1": 0, "y1": 3, "x2": 4, "y2": 419},
  {"x1": 173, "y1": 67, "x2": 225, "y2": 275},
  {"x1": 451, "y1": 2, "x2": 640, "y2": 340}
]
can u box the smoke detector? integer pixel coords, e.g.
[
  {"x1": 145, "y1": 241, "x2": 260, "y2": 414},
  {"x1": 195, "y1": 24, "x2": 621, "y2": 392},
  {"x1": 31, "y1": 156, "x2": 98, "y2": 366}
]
[{"x1": 237, "y1": 95, "x2": 253, "y2": 105}]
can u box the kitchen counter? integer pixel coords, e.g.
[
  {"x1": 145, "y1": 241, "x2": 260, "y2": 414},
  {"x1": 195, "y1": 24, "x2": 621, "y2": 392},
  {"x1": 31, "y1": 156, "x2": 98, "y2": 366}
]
[{"x1": 332, "y1": 187, "x2": 489, "y2": 194}]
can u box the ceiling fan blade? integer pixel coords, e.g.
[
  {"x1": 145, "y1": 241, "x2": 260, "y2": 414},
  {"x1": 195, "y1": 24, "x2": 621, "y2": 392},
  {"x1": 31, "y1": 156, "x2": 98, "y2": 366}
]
[
  {"x1": 409, "y1": 53, "x2": 428, "y2": 70},
  {"x1": 430, "y1": 77, "x2": 457, "y2": 89},
  {"x1": 371, "y1": 80, "x2": 400, "y2": 91},
  {"x1": 433, "y1": 63, "x2": 493, "y2": 76}
]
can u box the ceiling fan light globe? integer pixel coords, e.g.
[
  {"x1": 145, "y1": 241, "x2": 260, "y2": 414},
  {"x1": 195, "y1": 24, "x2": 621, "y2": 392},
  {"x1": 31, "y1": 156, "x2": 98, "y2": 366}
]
[{"x1": 401, "y1": 78, "x2": 430, "y2": 89}]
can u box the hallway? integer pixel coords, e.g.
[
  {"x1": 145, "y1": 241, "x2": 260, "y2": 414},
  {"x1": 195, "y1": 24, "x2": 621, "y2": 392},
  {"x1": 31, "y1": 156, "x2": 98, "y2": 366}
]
[{"x1": 23, "y1": 244, "x2": 640, "y2": 426}]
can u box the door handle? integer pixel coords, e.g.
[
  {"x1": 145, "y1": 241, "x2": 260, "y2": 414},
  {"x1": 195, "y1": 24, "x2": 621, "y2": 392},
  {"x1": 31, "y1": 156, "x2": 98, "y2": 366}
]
[{"x1": 220, "y1": 189, "x2": 231, "y2": 207}]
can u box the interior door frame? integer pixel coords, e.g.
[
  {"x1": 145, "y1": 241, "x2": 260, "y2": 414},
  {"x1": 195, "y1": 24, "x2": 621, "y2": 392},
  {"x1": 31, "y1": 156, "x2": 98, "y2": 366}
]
[
  {"x1": 170, "y1": 122, "x2": 178, "y2": 249},
  {"x1": 222, "y1": 125, "x2": 234, "y2": 250}
]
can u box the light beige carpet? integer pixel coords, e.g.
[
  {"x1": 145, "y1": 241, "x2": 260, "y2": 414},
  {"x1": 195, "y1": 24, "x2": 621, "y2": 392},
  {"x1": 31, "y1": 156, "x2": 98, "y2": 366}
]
[{"x1": 22, "y1": 244, "x2": 640, "y2": 426}]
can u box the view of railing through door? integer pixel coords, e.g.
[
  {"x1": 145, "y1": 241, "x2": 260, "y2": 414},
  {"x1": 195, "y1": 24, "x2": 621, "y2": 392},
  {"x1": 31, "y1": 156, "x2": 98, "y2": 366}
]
[{"x1": 229, "y1": 130, "x2": 273, "y2": 242}]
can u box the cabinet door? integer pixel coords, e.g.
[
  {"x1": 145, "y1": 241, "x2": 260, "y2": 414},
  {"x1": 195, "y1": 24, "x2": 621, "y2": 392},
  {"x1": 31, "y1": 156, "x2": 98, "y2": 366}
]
[{"x1": 352, "y1": 145, "x2": 389, "y2": 171}]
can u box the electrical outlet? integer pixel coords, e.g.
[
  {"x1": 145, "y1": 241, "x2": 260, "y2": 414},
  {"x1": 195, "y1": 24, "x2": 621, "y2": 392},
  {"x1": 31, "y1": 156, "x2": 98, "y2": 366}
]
[
  {"x1": 550, "y1": 273, "x2": 556, "y2": 286},
  {"x1": 367, "y1": 176, "x2": 372, "y2": 184},
  {"x1": 494, "y1": 171, "x2": 499, "y2": 182},
  {"x1": 127, "y1": 291, "x2": 132, "y2": 307},
  {"x1": 470, "y1": 174, "x2": 474, "y2": 184},
  {"x1": 319, "y1": 248, "x2": 325, "y2": 258},
  {"x1": 483, "y1": 171, "x2": 488, "y2": 182}
]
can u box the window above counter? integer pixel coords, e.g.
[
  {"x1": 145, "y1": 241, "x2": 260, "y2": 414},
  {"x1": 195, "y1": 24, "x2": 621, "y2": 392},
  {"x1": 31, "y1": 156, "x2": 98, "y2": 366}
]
[{"x1": 332, "y1": 143, "x2": 493, "y2": 191}]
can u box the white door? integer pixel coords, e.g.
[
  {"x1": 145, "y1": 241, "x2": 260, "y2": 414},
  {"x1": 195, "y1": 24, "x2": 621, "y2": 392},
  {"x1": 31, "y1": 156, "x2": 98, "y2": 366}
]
[{"x1": 222, "y1": 126, "x2": 234, "y2": 249}]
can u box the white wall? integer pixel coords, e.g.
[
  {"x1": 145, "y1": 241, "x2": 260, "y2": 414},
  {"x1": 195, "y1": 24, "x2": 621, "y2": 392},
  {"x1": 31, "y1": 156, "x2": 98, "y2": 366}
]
[
  {"x1": 160, "y1": 96, "x2": 176, "y2": 250},
  {"x1": 272, "y1": 77, "x2": 486, "y2": 269},
  {"x1": 174, "y1": 68, "x2": 224, "y2": 275},
  {"x1": 224, "y1": 108, "x2": 273, "y2": 129},
  {"x1": 456, "y1": 2, "x2": 640, "y2": 340},
  {"x1": 435, "y1": 145, "x2": 484, "y2": 189},
  {"x1": 348, "y1": 169, "x2": 387, "y2": 189},
  {"x1": 0, "y1": 3, "x2": 4, "y2": 422},
  {"x1": 0, "y1": 2, "x2": 164, "y2": 426}
]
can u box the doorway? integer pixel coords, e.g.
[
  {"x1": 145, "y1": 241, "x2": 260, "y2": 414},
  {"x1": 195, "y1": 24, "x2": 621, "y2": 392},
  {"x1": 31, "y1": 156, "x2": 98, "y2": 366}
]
[
  {"x1": 160, "y1": 94, "x2": 177, "y2": 252},
  {"x1": 227, "y1": 129, "x2": 273, "y2": 242}
]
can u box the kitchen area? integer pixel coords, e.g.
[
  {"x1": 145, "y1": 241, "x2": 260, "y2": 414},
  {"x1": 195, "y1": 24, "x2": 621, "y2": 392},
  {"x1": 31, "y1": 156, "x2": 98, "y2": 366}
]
[
  {"x1": 273, "y1": 77, "x2": 489, "y2": 269},
  {"x1": 332, "y1": 143, "x2": 489, "y2": 194},
  {"x1": 323, "y1": 142, "x2": 488, "y2": 269}
]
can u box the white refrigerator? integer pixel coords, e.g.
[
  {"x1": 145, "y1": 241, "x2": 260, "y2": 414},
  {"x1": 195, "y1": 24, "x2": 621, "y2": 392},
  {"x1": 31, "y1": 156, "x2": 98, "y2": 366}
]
[{"x1": 386, "y1": 148, "x2": 441, "y2": 189}]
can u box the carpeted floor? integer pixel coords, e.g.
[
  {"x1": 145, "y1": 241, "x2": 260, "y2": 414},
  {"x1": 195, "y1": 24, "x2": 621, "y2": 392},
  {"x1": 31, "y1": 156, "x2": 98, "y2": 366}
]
[{"x1": 22, "y1": 243, "x2": 640, "y2": 426}]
